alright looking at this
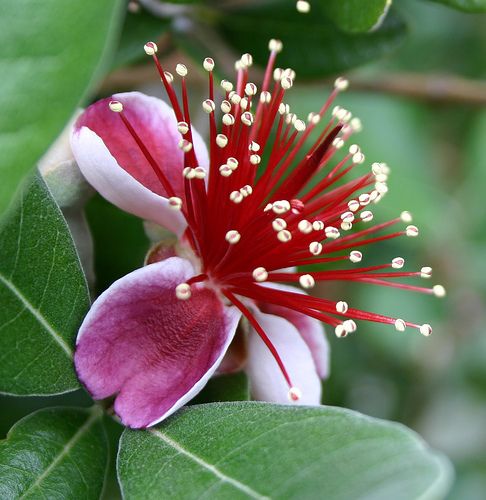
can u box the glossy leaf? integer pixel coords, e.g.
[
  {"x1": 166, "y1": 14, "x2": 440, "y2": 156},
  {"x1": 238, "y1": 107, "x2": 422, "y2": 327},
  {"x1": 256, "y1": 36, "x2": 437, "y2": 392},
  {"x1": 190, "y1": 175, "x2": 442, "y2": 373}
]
[
  {"x1": 85, "y1": 194, "x2": 149, "y2": 294},
  {"x1": 118, "y1": 402, "x2": 453, "y2": 499},
  {"x1": 0, "y1": 407, "x2": 108, "y2": 499},
  {"x1": 217, "y1": 2, "x2": 407, "y2": 78},
  {"x1": 0, "y1": 0, "x2": 124, "y2": 216},
  {"x1": 191, "y1": 373, "x2": 249, "y2": 405},
  {"x1": 0, "y1": 173, "x2": 89, "y2": 395},
  {"x1": 321, "y1": 0, "x2": 392, "y2": 33},
  {"x1": 428, "y1": 0, "x2": 486, "y2": 12}
]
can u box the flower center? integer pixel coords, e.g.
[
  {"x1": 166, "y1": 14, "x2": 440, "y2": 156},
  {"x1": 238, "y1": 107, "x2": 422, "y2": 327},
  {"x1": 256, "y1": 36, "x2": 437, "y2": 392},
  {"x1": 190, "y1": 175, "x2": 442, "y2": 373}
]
[{"x1": 106, "y1": 39, "x2": 445, "y2": 400}]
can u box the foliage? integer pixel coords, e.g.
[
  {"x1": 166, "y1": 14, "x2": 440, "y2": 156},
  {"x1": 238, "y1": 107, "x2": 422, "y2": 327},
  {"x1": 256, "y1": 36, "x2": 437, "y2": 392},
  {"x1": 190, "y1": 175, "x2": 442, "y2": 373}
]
[{"x1": 1, "y1": 0, "x2": 485, "y2": 497}]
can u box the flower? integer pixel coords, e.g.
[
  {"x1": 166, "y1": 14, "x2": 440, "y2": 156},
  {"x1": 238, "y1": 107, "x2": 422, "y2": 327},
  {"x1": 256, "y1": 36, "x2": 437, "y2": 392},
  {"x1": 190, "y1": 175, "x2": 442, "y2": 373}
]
[{"x1": 71, "y1": 40, "x2": 444, "y2": 428}]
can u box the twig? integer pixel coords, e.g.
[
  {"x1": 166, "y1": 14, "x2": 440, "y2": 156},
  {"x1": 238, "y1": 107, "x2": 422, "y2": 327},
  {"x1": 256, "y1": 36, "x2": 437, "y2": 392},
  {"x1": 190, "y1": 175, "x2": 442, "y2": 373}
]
[{"x1": 349, "y1": 72, "x2": 486, "y2": 106}]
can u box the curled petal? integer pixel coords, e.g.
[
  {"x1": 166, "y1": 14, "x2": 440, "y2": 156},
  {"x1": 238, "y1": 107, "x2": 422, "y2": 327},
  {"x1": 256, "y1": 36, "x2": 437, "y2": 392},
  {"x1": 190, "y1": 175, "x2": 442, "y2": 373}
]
[
  {"x1": 259, "y1": 283, "x2": 330, "y2": 379},
  {"x1": 245, "y1": 310, "x2": 322, "y2": 405},
  {"x1": 74, "y1": 257, "x2": 240, "y2": 428},
  {"x1": 71, "y1": 92, "x2": 208, "y2": 235}
]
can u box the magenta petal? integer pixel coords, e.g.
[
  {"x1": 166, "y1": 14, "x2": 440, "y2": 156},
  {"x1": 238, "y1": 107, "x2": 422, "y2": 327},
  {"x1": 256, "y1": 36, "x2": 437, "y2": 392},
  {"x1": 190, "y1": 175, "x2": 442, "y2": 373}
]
[
  {"x1": 74, "y1": 92, "x2": 208, "y2": 198},
  {"x1": 259, "y1": 283, "x2": 330, "y2": 379},
  {"x1": 74, "y1": 257, "x2": 240, "y2": 428},
  {"x1": 71, "y1": 92, "x2": 208, "y2": 235}
]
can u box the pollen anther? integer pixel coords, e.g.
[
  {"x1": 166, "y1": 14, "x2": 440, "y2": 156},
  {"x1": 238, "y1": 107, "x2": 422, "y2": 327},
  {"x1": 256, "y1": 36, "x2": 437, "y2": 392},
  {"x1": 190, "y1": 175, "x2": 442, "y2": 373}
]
[
  {"x1": 336, "y1": 301, "x2": 349, "y2": 314},
  {"x1": 168, "y1": 197, "x2": 182, "y2": 210},
  {"x1": 309, "y1": 242, "x2": 323, "y2": 255},
  {"x1": 395, "y1": 319, "x2": 406, "y2": 332},
  {"x1": 144, "y1": 42, "x2": 158, "y2": 56},
  {"x1": 299, "y1": 274, "x2": 315, "y2": 289},
  {"x1": 392, "y1": 257, "x2": 405, "y2": 269},
  {"x1": 175, "y1": 283, "x2": 191, "y2": 300},
  {"x1": 109, "y1": 100, "x2": 123, "y2": 113},
  {"x1": 288, "y1": 386, "x2": 302, "y2": 402},
  {"x1": 252, "y1": 267, "x2": 268, "y2": 282},
  {"x1": 277, "y1": 230, "x2": 292, "y2": 242},
  {"x1": 406, "y1": 225, "x2": 419, "y2": 237},
  {"x1": 225, "y1": 230, "x2": 241, "y2": 244}
]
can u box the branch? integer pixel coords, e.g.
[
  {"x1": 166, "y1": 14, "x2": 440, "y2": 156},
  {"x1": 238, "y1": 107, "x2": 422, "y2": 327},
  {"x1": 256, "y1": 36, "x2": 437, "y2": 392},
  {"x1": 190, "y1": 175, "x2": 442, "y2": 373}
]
[{"x1": 350, "y1": 73, "x2": 486, "y2": 105}]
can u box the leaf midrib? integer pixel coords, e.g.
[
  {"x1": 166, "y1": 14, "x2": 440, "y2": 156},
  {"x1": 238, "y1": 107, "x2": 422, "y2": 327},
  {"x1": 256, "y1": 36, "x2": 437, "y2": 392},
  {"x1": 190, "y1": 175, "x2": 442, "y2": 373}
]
[
  {"x1": 0, "y1": 271, "x2": 73, "y2": 358},
  {"x1": 148, "y1": 429, "x2": 270, "y2": 500},
  {"x1": 18, "y1": 409, "x2": 100, "y2": 498}
]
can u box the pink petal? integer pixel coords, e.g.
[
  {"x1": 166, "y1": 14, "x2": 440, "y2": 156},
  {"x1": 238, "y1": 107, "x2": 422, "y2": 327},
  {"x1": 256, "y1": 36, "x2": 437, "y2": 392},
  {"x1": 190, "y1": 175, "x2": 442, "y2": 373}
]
[
  {"x1": 259, "y1": 283, "x2": 330, "y2": 379},
  {"x1": 71, "y1": 92, "x2": 208, "y2": 235},
  {"x1": 245, "y1": 309, "x2": 322, "y2": 405},
  {"x1": 74, "y1": 257, "x2": 240, "y2": 428}
]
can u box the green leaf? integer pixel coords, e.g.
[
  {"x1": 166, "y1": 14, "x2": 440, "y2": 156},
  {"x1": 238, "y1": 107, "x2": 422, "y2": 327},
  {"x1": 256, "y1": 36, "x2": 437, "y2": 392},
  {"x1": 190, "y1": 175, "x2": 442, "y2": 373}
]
[
  {"x1": 0, "y1": 173, "x2": 89, "y2": 395},
  {"x1": 0, "y1": 0, "x2": 124, "y2": 216},
  {"x1": 85, "y1": 194, "x2": 149, "y2": 294},
  {"x1": 216, "y1": 3, "x2": 407, "y2": 78},
  {"x1": 191, "y1": 373, "x2": 249, "y2": 405},
  {"x1": 321, "y1": 0, "x2": 392, "y2": 33},
  {"x1": 428, "y1": 0, "x2": 486, "y2": 12},
  {"x1": 0, "y1": 407, "x2": 108, "y2": 499},
  {"x1": 113, "y1": 9, "x2": 170, "y2": 69},
  {"x1": 118, "y1": 402, "x2": 453, "y2": 499}
]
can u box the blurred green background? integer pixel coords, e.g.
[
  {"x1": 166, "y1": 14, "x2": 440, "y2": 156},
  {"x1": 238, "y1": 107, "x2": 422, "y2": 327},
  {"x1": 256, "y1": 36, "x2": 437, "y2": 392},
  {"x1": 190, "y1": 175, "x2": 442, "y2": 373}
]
[{"x1": 1, "y1": 0, "x2": 485, "y2": 498}]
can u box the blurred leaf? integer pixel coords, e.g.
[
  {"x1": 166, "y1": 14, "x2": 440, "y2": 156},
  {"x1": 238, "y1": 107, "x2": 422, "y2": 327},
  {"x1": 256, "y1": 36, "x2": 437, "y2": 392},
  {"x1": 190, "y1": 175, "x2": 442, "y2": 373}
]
[
  {"x1": 113, "y1": 9, "x2": 170, "y2": 68},
  {"x1": 0, "y1": 407, "x2": 108, "y2": 499},
  {"x1": 0, "y1": 174, "x2": 89, "y2": 396},
  {"x1": 85, "y1": 194, "x2": 149, "y2": 294},
  {"x1": 216, "y1": 3, "x2": 407, "y2": 78},
  {"x1": 428, "y1": 0, "x2": 486, "y2": 12},
  {"x1": 191, "y1": 373, "x2": 249, "y2": 404},
  {"x1": 0, "y1": 0, "x2": 124, "y2": 217},
  {"x1": 118, "y1": 402, "x2": 452, "y2": 499},
  {"x1": 321, "y1": 0, "x2": 392, "y2": 33}
]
